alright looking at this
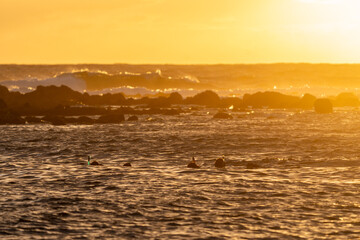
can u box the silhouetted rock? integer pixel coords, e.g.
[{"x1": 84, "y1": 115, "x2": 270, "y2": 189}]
[
  {"x1": 24, "y1": 116, "x2": 42, "y2": 124},
  {"x1": 0, "y1": 111, "x2": 25, "y2": 124},
  {"x1": 243, "y1": 91, "x2": 300, "y2": 108},
  {"x1": 147, "y1": 96, "x2": 171, "y2": 108},
  {"x1": 75, "y1": 116, "x2": 94, "y2": 124},
  {"x1": 127, "y1": 115, "x2": 138, "y2": 121},
  {"x1": 300, "y1": 93, "x2": 317, "y2": 109},
  {"x1": 187, "y1": 157, "x2": 200, "y2": 168},
  {"x1": 97, "y1": 114, "x2": 125, "y2": 123},
  {"x1": 116, "y1": 107, "x2": 137, "y2": 115},
  {"x1": 213, "y1": 112, "x2": 233, "y2": 119},
  {"x1": 25, "y1": 85, "x2": 82, "y2": 110},
  {"x1": 0, "y1": 85, "x2": 9, "y2": 97},
  {"x1": 185, "y1": 90, "x2": 221, "y2": 106},
  {"x1": 168, "y1": 92, "x2": 183, "y2": 104},
  {"x1": 246, "y1": 162, "x2": 261, "y2": 169},
  {"x1": 334, "y1": 92, "x2": 360, "y2": 107},
  {"x1": 314, "y1": 98, "x2": 333, "y2": 113},
  {"x1": 123, "y1": 162, "x2": 132, "y2": 167},
  {"x1": 215, "y1": 157, "x2": 226, "y2": 168},
  {"x1": 65, "y1": 117, "x2": 77, "y2": 124},
  {"x1": 0, "y1": 98, "x2": 7, "y2": 109},
  {"x1": 42, "y1": 115, "x2": 67, "y2": 125}
]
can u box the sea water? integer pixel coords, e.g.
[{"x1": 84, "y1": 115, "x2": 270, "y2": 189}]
[{"x1": 1, "y1": 109, "x2": 360, "y2": 239}]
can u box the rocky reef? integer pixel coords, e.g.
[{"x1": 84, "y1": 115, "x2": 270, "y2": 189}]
[
  {"x1": 0, "y1": 85, "x2": 357, "y2": 124},
  {"x1": 314, "y1": 98, "x2": 333, "y2": 114}
]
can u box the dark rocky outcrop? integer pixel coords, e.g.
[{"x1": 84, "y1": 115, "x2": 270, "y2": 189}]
[
  {"x1": 24, "y1": 116, "x2": 42, "y2": 124},
  {"x1": 0, "y1": 98, "x2": 7, "y2": 109},
  {"x1": 96, "y1": 114, "x2": 125, "y2": 123},
  {"x1": 314, "y1": 98, "x2": 333, "y2": 113},
  {"x1": 334, "y1": 92, "x2": 360, "y2": 107},
  {"x1": 213, "y1": 112, "x2": 233, "y2": 119},
  {"x1": 76, "y1": 116, "x2": 95, "y2": 124},
  {"x1": 147, "y1": 96, "x2": 171, "y2": 108},
  {"x1": 0, "y1": 84, "x2": 356, "y2": 125},
  {"x1": 243, "y1": 91, "x2": 300, "y2": 108},
  {"x1": 42, "y1": 115, "x2": 67, "y2": 125},
  {"x1": 127, "y1": 115, "x2": 138, "y2": 121},
  {"x1": 168, "y1": 92, "x2": 183, "y2": 104},
  {"x1": 299, "y1": 93, "x2": 317, "y2": 109},
  {"x1": 45, "y1": 106, "x2": 107, "y2": 116},
  {"x1": 187, "y1": 157, "x2": 200, "y2": 168},
  {"x1": 246, "y1": 162, "x2": 261, "y2": 169},
  {"x1": 185, "y1": 90, "x2": 221, "y2": 106},
  {"x1": 0, "y1": 111, "x2": 25, "y2": 124},
  {"x1": 215, "y1": 157, "x2": 226, "y2": 168},
  {"x1": 24, "y1": 85, "x2": 83, "y2": 110}
]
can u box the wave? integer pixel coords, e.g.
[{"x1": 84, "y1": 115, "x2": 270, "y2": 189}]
[
  {"x1": 69, "y1": 70, "x2": 209, "y2": 91},
  {"x1": 0, "y1": 70, "x2": 212, "y2": 95},
  {"x1": 2, "y1": 66, "x2": 358, "y2": 99},
  {"x1": 0, "y1": 70, "x2": 256, "y2": 98},
  {"x1": 0, "y1": 73, "x2": 87, "y2": 93}
]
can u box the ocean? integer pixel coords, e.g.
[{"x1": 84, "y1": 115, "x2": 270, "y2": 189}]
[
  {"x1": 1, "y1": 108, "x2": 360, "y2": 239},
  {"x1": 1, "y1": 64, "x2": 360, "y2": 97}
]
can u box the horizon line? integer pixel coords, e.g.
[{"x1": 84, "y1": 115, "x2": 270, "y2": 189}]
[{"x1": 2, "y1": 62, "x2": 360, "y2": 66}]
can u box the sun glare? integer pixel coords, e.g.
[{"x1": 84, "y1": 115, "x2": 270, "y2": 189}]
[{"x1": 298, "y1": 0, "x2": 341, "y2": 4}]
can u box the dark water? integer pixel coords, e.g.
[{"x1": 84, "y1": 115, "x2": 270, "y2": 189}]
[{"x1": 1, "y1": 109, "x2": 360, "y2": 239}]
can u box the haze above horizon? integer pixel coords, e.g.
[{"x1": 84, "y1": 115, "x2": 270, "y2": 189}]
[{"x1": 1, "y1": 0, "x2": 360, "y2": 64}]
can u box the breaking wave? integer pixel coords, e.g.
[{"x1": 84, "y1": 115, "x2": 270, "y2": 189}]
[
  {"x1": 0, "y1": 73, "x2": 87, "y2": 93},
  {"x1": 0, "y1": 70, "x2": 210, "y2": 96}
]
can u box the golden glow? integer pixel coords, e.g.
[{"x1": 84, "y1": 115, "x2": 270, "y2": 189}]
[{"x1": 1, "y1": 0, "x2": 360, "y2": 64}]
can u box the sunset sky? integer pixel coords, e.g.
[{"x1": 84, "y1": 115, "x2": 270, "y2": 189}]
[{"x1": 1, "y1": 0, "x2": 360, "y2": 64}]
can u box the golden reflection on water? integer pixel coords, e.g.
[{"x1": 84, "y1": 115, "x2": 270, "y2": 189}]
[{"x1": 1, "y1": 109, "x2": 360, "y2": 238}]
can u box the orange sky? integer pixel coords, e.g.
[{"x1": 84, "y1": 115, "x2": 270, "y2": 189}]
[{"x1": 1, "y1": 0, "x2": 360, "y2": 64}]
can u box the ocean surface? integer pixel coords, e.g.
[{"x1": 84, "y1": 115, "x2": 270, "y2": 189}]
[
  {"x1": 1, "y1": 108, "x2": 360, "y2": 239},
  {"x1": 1, "y1": 64, "x2": 360, "y2": 97}
]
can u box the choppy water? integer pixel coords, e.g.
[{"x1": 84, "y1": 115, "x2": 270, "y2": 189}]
[{"x1": 1, "y1": 109, "x2": 360, "y2": 239}]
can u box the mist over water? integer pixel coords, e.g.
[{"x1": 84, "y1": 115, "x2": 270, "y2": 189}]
[{"x1": 1, "y1": 109, "x2": 360, "y2": 239}]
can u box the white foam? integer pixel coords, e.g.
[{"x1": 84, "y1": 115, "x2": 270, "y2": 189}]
[{"x1": 1, "y1": 73, "x2": 87, "y2": 93}]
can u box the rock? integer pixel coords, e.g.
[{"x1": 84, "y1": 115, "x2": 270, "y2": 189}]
[
  {"x1": 42, "y1": 115, "x2": 66, "y2": 125},
  {"x1": 123, "y1": 162, "x2": 132, "y2": 167},
  {"x1": 0, "y1": 98, "x2": 7, "y2": 110},
  {"x1": 168, "y1": 92, "x2": 183, "y2": 104},
  {"x1": 187, "y1": 162, "x2": 200, "y2": 168},
  {"x1": 65, "y1": 117, "x2": 77, "y2": 124},
  {"x1": 96, "y1": 114, "x2": 125, "y2": 123},
  {"x1": 185, "y1": 90, "x2": 221, "y2": 106},
  {"x1": 163, "y1": 109, "x2": 180, "y2": 115},
  {"x1": 243, "y1": 91, "x2": 300, "y2": 108},
  {"x1": 76, "y1": 116, "x2": 94, "y2": 124},
  {"x1": 334, "y1": 92, "x2": 360, "y2": 107},
  {"x1": 24, "y1": 116, "x2": 42, "y2": 124},
  {"x1": 300, "y1": 93, "x2": 316, "y2": 109},
  {"x1": 215, "y1": 157, "x2": 226, "y2": 168},
  {"x1": 314, "y1": 98, "x2": 333, "y2": 113},
  {"x1": 187, "y1": 157, "x2": 200, "y2": 168},
  {"x1": 213, "y1": 112, "x2": 233, "y2": 119},
  {"x1": 0, "y1": 111, "x2": 25, "y2": 124},
  {"x1": 246, "y1": 162, "x2": 261, "y2": 169},
  {"x1": 127, "y1": 115, "x2": 138, "y2": 121},
  {"x1": 147, "y1": 97, "x2": 171, "y2": 108}
]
